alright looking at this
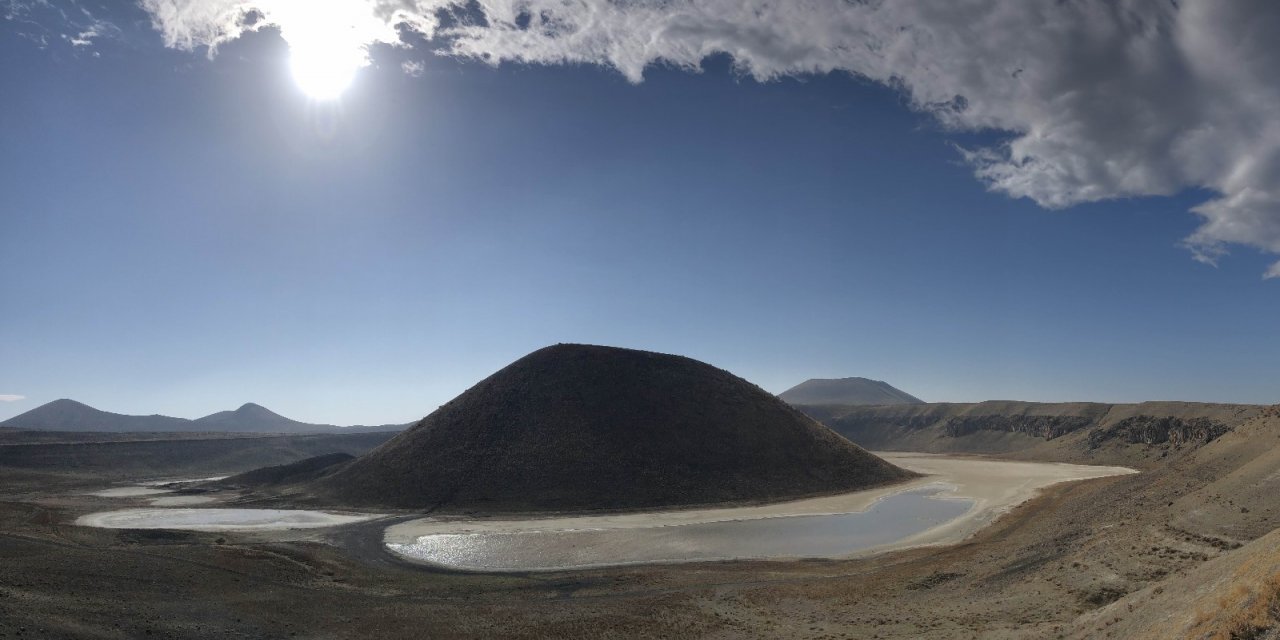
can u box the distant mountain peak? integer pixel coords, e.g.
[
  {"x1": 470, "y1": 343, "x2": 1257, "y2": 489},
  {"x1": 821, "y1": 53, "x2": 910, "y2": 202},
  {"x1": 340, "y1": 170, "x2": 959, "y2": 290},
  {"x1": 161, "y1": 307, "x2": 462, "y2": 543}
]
[
  {"x1": 2, "y1": 399, "x2": 406, "y2": 434},
  {"x1": 45, "y1": 398, "x2": 92, "y2": 409},
  {"x1": 195, "y1": 403, "x2": 298, "y2": 428},
  {"x1": 779, "y1": 377, "x2": 924, "y2": 406},
  {"x1": 233, "y1": 402, "x2": 277, "y2": 415},
  {"x1": 0, "y1": 399, "x2": 190, "y2": 432},
  {"x1": 818, "y1": 376, "x2": 888, "y2": 386}
]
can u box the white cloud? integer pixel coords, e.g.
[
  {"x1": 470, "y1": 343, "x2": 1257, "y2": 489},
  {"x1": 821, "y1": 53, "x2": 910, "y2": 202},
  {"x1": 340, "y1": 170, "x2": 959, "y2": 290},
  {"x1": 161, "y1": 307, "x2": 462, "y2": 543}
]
[
  {"x1": 0, "y1": 395, "x2": 25, "y2": 402},
  {"x1": 137, "y1": 0, "x2": 440, "y2": 60},
  {"x1": 67, "y1": 23, "x2": 104, "y2": 46},
  {"x1": 138, "y1": 0, "x2": 1280, "y2": 277},
  {"x1": 401, "y1": 59, "x2": 425, "y2": 77}
]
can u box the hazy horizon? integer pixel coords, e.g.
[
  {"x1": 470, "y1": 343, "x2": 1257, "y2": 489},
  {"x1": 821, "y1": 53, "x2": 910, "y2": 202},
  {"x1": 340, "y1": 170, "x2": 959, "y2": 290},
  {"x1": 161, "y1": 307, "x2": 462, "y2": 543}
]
[
  {"x1": 2, "y1": 347, "x2": 1275, "y2": 426},
  {"x1": 4, "y1": 1, "x2": 1280, "y2": 425}
]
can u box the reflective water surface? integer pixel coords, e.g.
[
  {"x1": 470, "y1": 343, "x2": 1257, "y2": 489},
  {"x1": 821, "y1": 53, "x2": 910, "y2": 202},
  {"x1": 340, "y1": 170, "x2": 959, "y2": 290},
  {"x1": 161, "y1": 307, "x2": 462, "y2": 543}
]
[
  {"x1": 387, "y1": 486, "x2": 974, "y2": 571},
  {"x1": 87, "y1": 487, "x2": 172, "y2": 497},
  {"x1": 148, "y1": 495, "x2": 218, "y2": 506}
]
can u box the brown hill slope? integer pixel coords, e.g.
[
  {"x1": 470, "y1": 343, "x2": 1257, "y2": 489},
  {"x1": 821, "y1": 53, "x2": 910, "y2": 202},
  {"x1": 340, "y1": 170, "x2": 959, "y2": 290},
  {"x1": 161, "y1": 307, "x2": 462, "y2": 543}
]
[{"x1": 311, "y1": 344, "x2": 914, "y2": 512}]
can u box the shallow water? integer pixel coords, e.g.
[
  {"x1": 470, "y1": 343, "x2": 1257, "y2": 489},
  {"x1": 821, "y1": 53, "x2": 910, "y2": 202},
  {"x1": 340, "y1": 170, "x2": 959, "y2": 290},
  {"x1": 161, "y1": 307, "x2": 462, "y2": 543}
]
[
  {"x1": 77, "y1": 508, "x2": 377, "y2": 531},
  {"x1": 89, "y1": 476, "x2": 228, "y2": 498},
  {"x1": 387, "y1": 486, "x2": 974, "y2": 571},
  {"x1": 136, "y1": 476, "x2": 226, "y2": 486},
  {"x1": 148, "y1": 495, "x2": 218, "y2": 506},
  {"x1": 87, "y1": 487, "x2": 173, "y2": 498}
]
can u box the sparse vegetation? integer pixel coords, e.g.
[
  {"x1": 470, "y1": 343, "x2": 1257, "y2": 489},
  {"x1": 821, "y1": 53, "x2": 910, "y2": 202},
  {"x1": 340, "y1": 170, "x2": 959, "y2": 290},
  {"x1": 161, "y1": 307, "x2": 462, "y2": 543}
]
[{"x1": 1190, "y1": 567, "x2": 1280, "y2": 639}]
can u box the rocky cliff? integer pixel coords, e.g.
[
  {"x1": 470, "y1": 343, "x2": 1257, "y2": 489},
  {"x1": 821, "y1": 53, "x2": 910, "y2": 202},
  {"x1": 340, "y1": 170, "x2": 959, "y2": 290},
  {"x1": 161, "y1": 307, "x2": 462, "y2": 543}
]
[{"x1": 797, "y1": 400, "x2": 1259, "y2": 462}]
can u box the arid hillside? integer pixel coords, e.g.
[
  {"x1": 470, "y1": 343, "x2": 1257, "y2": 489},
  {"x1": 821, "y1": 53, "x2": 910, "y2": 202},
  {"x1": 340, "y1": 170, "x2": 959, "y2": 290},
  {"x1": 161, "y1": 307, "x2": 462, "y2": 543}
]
[
  {"x1": 800, "y1": 400, "x2": 1261, "y2": 465},
  {"x1": 797, "y1": 400, "x2": 1280, "y2": 638}
]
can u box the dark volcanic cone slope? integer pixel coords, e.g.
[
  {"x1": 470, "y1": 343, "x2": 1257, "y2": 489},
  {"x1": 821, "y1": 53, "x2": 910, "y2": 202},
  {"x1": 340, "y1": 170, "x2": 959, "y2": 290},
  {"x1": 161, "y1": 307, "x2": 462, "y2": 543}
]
[
  {"x1": 222, "y1": 453, "x2": 354, "y2": 487},
  {"x1": 314, "y1": 344, "x2": 914, "y2": 512}
]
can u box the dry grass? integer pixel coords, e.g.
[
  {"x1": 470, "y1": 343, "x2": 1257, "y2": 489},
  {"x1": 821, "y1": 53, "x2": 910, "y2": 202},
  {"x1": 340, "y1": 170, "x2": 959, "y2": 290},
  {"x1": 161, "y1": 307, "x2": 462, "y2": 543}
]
[{"x1": 1189, "y1": 566, "x2": 1280, "y2": 640}]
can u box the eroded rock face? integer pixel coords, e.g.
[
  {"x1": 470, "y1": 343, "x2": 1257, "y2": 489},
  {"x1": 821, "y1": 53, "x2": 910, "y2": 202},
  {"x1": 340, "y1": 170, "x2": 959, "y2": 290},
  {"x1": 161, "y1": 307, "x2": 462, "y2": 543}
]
[
  {"x1": 799, "y1": 402, "x2": 1249, "y2": 455},
  {"x1": 1088, "y1": 416, "x2": 1230, "y2": 449},
  {"x1": 941, "y1": 415, "x2": 1095, "y2": 440}
]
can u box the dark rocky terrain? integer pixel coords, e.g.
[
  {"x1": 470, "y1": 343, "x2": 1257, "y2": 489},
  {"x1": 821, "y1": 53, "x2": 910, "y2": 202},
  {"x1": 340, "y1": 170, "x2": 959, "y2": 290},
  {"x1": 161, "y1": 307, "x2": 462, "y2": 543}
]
[
  {"x1": 220, "y1": 452, "x2": 355, "y2": 487},
  {"x1": 306, "y1": 344, "x2": 915, "y2": 512},
  {"x1": 1, "y1": 399, "x2": 408, "y2": 434},
  {"x1": 778, "y1": 377, "x2": 924, "y2": 406}
]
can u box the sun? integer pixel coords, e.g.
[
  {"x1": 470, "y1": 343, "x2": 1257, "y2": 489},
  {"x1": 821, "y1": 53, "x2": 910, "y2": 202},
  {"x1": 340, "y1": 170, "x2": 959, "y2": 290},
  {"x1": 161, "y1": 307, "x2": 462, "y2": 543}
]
[
  {"x1": 290, "y1": 42, "x2": 359, "y2": 100},
  {"x1": 277, "y1": 4, "x2": 372, "y2": 101}
]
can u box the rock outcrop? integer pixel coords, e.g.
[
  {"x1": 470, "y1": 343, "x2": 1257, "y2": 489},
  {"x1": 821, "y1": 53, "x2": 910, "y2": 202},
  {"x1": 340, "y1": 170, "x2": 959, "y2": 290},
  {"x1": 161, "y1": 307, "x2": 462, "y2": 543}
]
[{"x1": 1087, "y1": 416, "x2": 1231, "y2": 448}]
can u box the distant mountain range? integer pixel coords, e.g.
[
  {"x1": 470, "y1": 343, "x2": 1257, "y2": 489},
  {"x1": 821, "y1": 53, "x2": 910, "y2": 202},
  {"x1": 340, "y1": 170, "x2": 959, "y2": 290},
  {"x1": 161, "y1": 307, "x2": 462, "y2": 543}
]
[
  {"x1": 778, "y1": 377, "x2": 924, "y2": 406},
  {"x1": 0, "y1": 399, "x2": 409, "y2": 434}
]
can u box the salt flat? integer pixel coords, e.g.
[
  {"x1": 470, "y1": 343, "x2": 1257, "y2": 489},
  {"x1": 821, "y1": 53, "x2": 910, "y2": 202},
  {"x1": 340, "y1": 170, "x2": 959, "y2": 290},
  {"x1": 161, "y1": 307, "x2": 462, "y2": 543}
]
[
  {"x1": 148, "y1": 495, "x2": 218, "y2": 506},
  {"x1": 385, "y1": 453, "x2": 1136, "y2": 571},
  {"x1": 86, "y1": 487, "x2": 173, "y2": 498},
  {"x1": 76, "y1": 508, "x2": 379, "y2": 531}
]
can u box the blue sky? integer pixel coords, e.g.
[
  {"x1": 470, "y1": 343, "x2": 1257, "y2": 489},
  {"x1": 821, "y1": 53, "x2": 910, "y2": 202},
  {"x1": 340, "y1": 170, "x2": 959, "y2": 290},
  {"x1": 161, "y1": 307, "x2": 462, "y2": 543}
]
[{"x1": 2, "y1": 2, "x2": 1279, "y2": 424}]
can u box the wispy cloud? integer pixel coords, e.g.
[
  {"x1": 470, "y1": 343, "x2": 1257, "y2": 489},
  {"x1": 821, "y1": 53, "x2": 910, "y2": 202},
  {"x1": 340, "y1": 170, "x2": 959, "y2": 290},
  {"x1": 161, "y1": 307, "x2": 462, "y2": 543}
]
[
  {"x1": 132, "y1": 1, "x2": 1280, "y2": 277},
  {"x1": 67, "y1": 22, "x2": 107, "y2": 47},
  {"x1": 0, "y1": 395, "x2": 25, "y2": 403},
  {"x1": 6, "y1": 0, "x2": 119, "y2": 51}
]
